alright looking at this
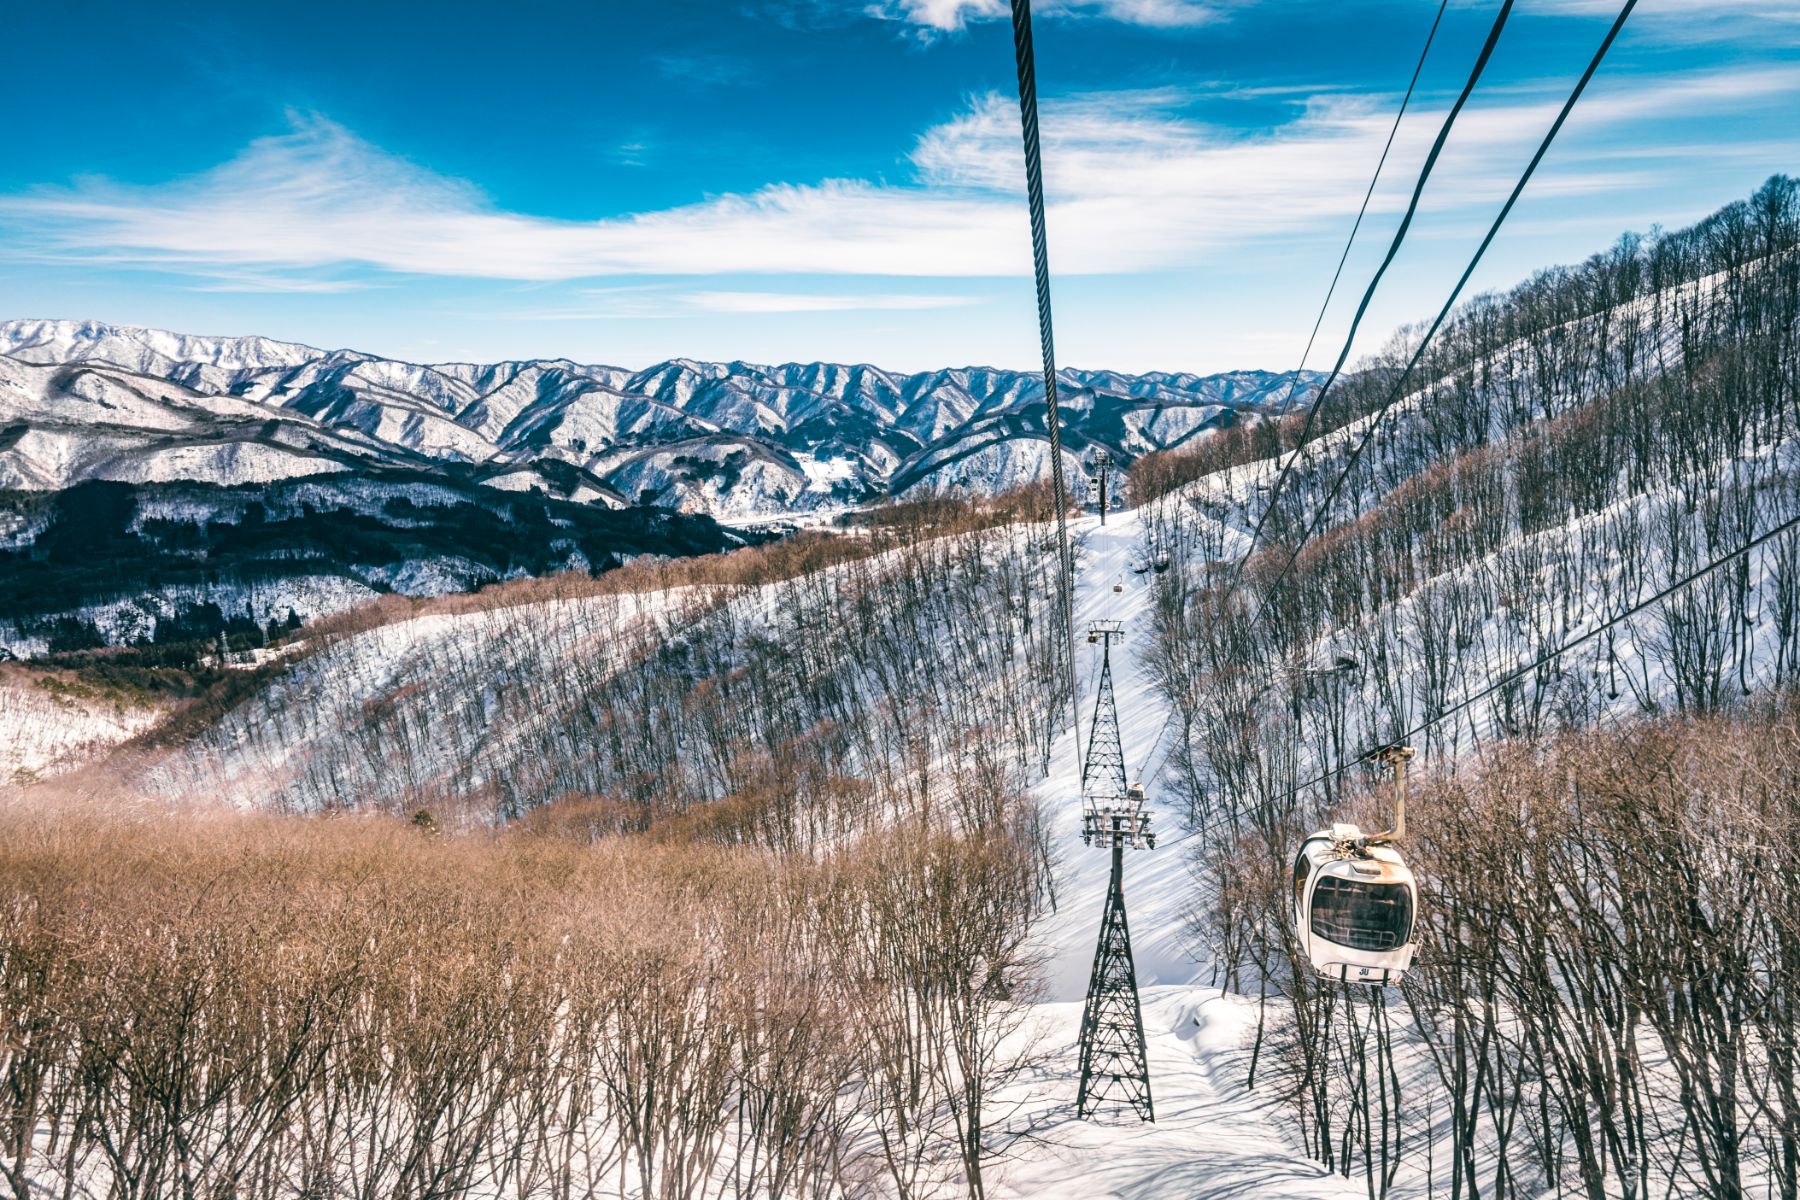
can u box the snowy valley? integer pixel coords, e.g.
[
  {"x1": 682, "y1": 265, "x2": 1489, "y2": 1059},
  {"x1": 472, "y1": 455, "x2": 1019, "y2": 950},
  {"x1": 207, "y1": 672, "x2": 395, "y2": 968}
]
[{"x1": 3, "y1": 178, "x2": 1799, "y2": 1200}]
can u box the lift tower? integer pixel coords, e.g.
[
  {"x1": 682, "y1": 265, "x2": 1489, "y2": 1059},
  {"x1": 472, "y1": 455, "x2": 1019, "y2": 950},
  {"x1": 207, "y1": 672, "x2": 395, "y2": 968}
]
[
  {"x1": 1087, "y1": 449, "x2": 1115, "y2": 526},
  {"x1": 1076, "y1": 620, "x2": 1154, "y2": 1121}
]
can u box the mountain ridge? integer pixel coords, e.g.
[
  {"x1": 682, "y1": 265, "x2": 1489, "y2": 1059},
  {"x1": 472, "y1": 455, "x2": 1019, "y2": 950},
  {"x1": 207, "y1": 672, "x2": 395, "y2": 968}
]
[{"x1": 0, "y1": 317, "x2": 1321, "y2": 517}]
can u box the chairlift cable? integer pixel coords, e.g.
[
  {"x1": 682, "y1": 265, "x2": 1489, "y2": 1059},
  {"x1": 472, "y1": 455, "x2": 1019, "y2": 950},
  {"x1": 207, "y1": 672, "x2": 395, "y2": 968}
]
[{"x1": 1010, "y1": 0, "x2": 1085, "y2": 770}]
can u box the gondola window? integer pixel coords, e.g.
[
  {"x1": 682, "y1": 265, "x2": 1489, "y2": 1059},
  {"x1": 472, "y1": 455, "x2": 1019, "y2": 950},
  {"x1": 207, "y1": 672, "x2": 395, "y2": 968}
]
[{"x1": 1310, "y1": 876, "x2": 1413, "y2": 951}]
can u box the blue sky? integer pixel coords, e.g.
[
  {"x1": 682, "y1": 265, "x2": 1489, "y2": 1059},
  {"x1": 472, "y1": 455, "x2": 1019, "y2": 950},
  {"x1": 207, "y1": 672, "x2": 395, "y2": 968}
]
[{"x1": 2, "y1": 0, "x2": 1796, "y2": 372}]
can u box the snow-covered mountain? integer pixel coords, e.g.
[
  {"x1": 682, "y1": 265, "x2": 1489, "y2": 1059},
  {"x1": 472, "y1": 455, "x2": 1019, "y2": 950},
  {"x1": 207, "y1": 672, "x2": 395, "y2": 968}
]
[
  {"x1": 0, "y1": 317, "x2": 1315, "y2": 653},
  {"x1": 0, "y1": 318, "x2": 1319, "y2": 517}
]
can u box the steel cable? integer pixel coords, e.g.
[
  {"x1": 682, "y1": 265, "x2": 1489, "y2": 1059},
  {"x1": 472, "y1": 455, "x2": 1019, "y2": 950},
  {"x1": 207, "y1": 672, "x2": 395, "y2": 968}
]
[
  {"x1": 1010, "y1": 0, "x2": 1085, "y2": 772},
  {"x1": 1251, "y1": 0, "x2": 1638, "y2": 617},
  {"x1": 1228, "y1": 0, "x2": 1517, "y2": 595},
  {"x1": 1143, "y1": 0, "x2": 1634, "y2": 794},
  {"x1": 1131, "y1": 0, "x2": 1458, "y2": 784},
  {"x1": 1291, "y1": 499, "x2": 1795, "y2": 799},
  {"x1": 1158, "y1": 506, "x2": 1800, "y2": 855},
  {"x1": 1264, "y1": 0, "x2": 1450, "y2": 423}
]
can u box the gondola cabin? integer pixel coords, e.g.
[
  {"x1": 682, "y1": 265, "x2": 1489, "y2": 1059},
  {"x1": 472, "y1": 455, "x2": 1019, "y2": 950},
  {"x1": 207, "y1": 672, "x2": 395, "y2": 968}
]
[{"x1": 1292, "y1": 823, "x2": 1417, "y2": 986}]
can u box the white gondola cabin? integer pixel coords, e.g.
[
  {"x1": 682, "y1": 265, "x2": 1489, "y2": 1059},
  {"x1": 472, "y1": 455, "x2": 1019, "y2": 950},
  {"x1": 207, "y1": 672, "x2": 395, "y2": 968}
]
[{"x1": 1292, "y1": 824, "x2": 1417, "y2": 986}]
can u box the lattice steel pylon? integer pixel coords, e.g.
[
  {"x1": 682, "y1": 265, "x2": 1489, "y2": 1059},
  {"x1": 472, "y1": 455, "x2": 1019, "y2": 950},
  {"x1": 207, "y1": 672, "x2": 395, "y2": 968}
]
[
  {"x1": 1087, "y1": 448, "x2": 1115, "y2": 526},
  {"x1": 1077, "y1": 621, "x2": 1154, "y2": 1122}
]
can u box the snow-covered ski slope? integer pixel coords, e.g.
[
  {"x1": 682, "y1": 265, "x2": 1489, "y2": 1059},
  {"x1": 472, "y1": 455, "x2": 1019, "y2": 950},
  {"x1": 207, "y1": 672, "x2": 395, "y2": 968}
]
[{"x1": 992, "y1": 506, "x2": 1358, "y2": 1200}]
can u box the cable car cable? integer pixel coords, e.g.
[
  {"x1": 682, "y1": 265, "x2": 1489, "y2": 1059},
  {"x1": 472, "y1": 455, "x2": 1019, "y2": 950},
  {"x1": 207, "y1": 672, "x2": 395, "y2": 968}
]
[
  {"x1": 1265, "y1": 0, "x2": 1450, "y2": 424},
  {"x1": 1286, "y1": 501, "x2": 1798, "y2": 801},
  {"x1": 1224, "y1": 0, "x2": 1517, "y2": 601},
  {"x1": 1156, "y1": 506, "x2": 1791, "y2": 857},
  {"x1": 1127, "y1": 0, "x2": 1460, "y2": 786},
  {"x1": 1009, "y1": 0, "x2": 1084, "y2": 769},
  {"x1": 1136, "y1": 0, "x2": 1634, "y2": 791},
  {"x1": 1251, "y1": 0, "x2": 1638, "y2": 616}
]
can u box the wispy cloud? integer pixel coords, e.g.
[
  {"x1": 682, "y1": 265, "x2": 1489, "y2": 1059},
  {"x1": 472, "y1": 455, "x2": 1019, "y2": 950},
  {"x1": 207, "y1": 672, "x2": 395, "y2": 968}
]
[
  {"x1": 1490, "y1": 0, "x2": 1800, "y2": 45},
  {"x1": 3, "y1": 66, "x2": 1795, "y2": 288},
  {"x1": 764, "y1": 0, "x2": 1221, "y2": 33},
  {"x1": 613, "y1": 140, "x2": 652, "y2": 167},
  {"x1": 652, "y1": 52, "x2": 753, "y2": 88},
  {"x1": 683, "y1": 290, "x2": 977, "y2": 312},
  {"x1": 185, "y1": 272, "x2": 373, "y2": 294},
  {"x1": 867, "y1": 0, "x2": 1221, "y2": 32},
  {"x1": 469, "y1": 287, "x2": 978, "y2": 320}
]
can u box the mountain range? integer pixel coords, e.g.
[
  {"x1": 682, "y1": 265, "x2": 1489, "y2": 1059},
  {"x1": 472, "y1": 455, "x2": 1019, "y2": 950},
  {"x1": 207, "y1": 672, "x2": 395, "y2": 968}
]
[
  {"x1": 0, "y1": 318, "x2": 1318, "y2": 517},
  {"x1": 0, "y1": 318, "x2": 1316, "y2": 652}
]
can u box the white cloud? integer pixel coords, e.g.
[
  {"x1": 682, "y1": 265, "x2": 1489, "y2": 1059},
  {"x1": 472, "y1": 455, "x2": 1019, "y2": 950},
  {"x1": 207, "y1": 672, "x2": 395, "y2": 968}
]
[
  {"x1": 1090, "y1": 0, "x2": 1219, "y2": 27},
  {"x1": 683, "y1": 291, "x2": 978, "y2": 312},
  {"x1": 3, "y1": 66, "x2": 1795, "y2": 289},
  {"x1": 0, "y1": 115, "x2": 1020, "y2": 279},
  {"x1": 1489, "y1": 0, "x2": 1799, "y2": 45},
  {"x1": 1528, "y1": 0, "x2": 1794, "y2": 14},
  {"x1": 870, "y1": 0, "x2": 1218, "y2": 31}
]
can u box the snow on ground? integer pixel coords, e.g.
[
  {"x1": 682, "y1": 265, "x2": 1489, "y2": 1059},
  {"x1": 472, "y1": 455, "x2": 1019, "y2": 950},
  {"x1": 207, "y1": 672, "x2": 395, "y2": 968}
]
[
  {"x1": 0, "y1": 671, "x2": 165, "y2": 780},
  {"x1": 0, "y1": 574, "x2": 381, "y2": 657},
  {"x1": 143, "y1": 585, "x2": 717, "y2": 807},
  {"x1": 797, "y1": 452, "x2": 858, "y2": 493},
  {"x1": 992, "y1": 506, "x2": 1358, "y2": 1200}
]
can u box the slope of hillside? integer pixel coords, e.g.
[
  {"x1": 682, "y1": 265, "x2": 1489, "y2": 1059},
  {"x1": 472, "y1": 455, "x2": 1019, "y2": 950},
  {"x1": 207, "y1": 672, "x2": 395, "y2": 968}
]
[
  {"x1": 0, "y1": 666, "x2": 169, "y2": 781},
  {"x1": 1118, "y1": 174, "x2": 1800, "y2": 1197}
]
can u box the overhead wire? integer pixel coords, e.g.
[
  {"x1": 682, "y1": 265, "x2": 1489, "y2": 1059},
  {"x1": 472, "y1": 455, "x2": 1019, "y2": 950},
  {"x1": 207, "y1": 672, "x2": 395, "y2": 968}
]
[
  {"x1": 1161, "y1": 505, "x2": 1800, "y2": 856},
  {"x1": 1129, "y1": 0, "x2": 1458, "y2": 786},
  {"x1": 1264, "y1": 0, "x2": 1450, "y2": 424},
  {"x1": 1293, "y1": 501, "x2": 1798, "y2": 799},
  {"x1": 1225, "y1": 0, "x2": 1518, "y2": 598},
  {"x1": 1249, "y1": 0, "x2": 1638, "y2": 617},
  {"x1": 1009, "y1": 0, "x2": 1085, "y2": 771},
  {"x1": 1138, "y1": 0, "x2": 1634, "y2": 792}
]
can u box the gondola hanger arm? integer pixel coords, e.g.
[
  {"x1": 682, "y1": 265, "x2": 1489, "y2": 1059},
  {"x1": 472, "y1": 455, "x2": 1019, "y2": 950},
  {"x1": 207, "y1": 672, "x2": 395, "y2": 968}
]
[{"x1": 1361, "y1": 743, "x2": 1413, "y2": 845}]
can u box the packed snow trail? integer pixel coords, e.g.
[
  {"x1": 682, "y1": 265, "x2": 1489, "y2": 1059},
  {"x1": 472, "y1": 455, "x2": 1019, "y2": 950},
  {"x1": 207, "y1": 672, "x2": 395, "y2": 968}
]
[{"x1": 991, "y1": 505, "x2": 1359, "y2": 1200}]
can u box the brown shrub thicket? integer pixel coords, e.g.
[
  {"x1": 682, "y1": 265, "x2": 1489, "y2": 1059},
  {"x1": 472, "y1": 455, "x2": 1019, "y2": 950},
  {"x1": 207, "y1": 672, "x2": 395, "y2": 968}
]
[
  {"x1": 0, "y1": 800, "x2": 1044, "y2": 1200},
  {"x1": 1142, "y1": 181, "x2": 1800, "y2": 1197},
  {"x1": 1206, "y1": 701, "x2": 1800, "y2": 1200},
  {"x1": 1127, "y1": 413, "x2": 1298, "y2": 509}
]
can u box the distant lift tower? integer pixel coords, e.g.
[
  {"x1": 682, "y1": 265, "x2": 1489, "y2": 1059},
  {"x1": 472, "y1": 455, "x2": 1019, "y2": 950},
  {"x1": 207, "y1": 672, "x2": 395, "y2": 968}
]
[
  {"x1": 1077, "y1": 620, "x2": 1154, "y2": 1121},
  {"x1": 1086, "y1": 449, "x2": 1115, "y2": 526}
]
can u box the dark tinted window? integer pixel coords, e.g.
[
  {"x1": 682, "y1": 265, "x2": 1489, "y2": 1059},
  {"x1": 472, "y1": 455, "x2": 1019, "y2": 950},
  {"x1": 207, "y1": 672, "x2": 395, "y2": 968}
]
[
  {"x1": 1310, "y1": 876, "x2": 1413, "y2": 951},
  {"x1": 1293, "y1": 852, "x2": 1312, "y2": 909}
]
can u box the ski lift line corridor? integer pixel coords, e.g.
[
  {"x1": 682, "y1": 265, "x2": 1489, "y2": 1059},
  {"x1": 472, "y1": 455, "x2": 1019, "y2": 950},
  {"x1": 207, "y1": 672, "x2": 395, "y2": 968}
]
[{"x1": 1004, "y1": 506, "x2": 1362, "y2": 1200}]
